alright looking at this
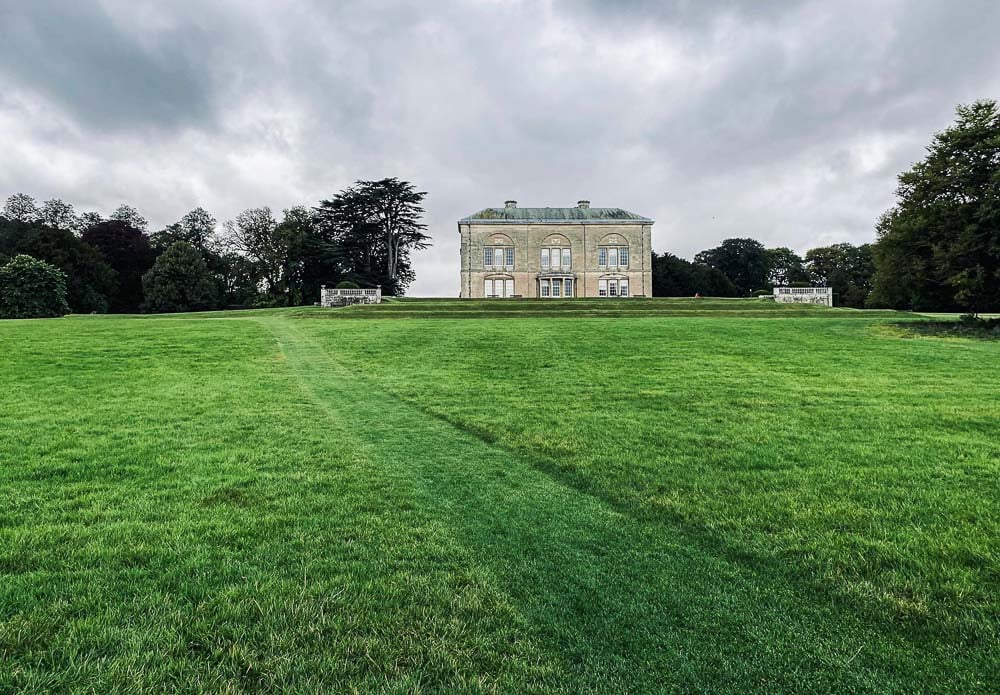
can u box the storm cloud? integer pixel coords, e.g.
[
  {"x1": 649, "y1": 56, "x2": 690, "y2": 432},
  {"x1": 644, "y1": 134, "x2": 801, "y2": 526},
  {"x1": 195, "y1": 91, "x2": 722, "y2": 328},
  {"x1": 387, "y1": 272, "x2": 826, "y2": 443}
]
[{"x1": 1, "y1": 0, "x2": 998, "y2": 295}]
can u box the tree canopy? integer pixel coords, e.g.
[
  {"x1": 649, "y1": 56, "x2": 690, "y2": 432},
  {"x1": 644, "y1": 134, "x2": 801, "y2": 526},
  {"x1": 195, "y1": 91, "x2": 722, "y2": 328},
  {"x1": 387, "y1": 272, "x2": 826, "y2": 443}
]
[
  {"x1": 315, "y1": 178, "x2": 430, "y2": 295},
  {"x1": 694, "y1": 238, "x2": 770, "y2": 295},
  {"x1": 81, "y1": 220, "x2": 156, "y2": 312},
  {"x1": 142, "y1": 241, "x2": 218, "y2": 313},
  {"x1": 871, "y1": 100, "x2": 1000, "y2": 313}
]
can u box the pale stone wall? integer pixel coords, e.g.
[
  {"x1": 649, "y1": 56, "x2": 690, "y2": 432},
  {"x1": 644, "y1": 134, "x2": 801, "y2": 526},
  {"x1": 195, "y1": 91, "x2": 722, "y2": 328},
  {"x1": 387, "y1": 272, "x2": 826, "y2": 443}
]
[
  {"x1": 459, "y1": 221, "x2": 653, "y2": 298},
  {"x1": 772, "y1": 287, "x2": 833, "y2": 306}
]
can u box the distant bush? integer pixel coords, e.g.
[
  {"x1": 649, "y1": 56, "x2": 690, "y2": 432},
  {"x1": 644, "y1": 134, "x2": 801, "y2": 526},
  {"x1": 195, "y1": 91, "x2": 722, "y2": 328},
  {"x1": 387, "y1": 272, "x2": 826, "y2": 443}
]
[
  {"x1": 335, "y1": 280, "x2": 360, "y2": 289},
  {"x1": 0, "y1": 254, "x2": 70, "y2": 318}
]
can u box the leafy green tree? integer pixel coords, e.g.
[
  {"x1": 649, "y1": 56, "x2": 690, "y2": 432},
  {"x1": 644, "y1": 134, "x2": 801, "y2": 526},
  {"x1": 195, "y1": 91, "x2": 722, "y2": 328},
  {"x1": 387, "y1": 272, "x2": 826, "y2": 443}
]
[
  {"x1": 78, "y1": 211, "x2": 104, "y2": 229},
  {"x1": 142, "y1": 241, "x2": 218, "y2": 313},
  {"x1": 694, "y1": 238, "x2": 769, "y2": 295},
  {"x1": 871, "y1": 100, "x2": 1000, "y2": 312},
  {"x1": 766, "y1": 247, "x2": 808, "y2": 287},
  {"x1": 216, "y1": 251, "x2": 261, "y2": 306},
  {"x1": 804, "y1": 243, "x2": 875, "y2": 308},
  {"x1": 40, "y1": 199, "x2": 79, "y2": 233},
  {"x1": 0, "y1": 219, "x2": 115, "y2": 312},
  {"x1": 0, "y1": 254, "x2": 70, "y2": 318},
  {"x1": 3, "y1": 194, "x2": 41, "y2": 223},
  {"x1": 315, "y1": 178, "x2": 430, "y2": 296},
  {"x1": 152, "y1": 207, "x2": 218, "y2": 255},
  {"x1": 109, "y1": 204, "x2": 149, "y2": 232},
  {"x1": 81, "y1": 220, "x2": 156, "y2": 312},
  {"x1": 652, "y1": 251, "x2": 741, "y2": 297}
]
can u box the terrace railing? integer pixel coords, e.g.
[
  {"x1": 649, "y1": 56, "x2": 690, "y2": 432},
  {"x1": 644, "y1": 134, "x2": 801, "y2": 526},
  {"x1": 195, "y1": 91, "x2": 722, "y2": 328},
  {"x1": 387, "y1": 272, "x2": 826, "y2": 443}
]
[{"x1": 321, "y1": 286, "x2": 382, "y2": 307}]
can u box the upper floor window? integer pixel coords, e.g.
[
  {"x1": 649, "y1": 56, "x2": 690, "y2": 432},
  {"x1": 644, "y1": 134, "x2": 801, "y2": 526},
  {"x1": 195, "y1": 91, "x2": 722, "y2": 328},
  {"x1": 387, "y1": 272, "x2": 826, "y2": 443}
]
[
  {"x1": 541, "y1": 247, "x2": 571, "y2": 270},
  {"x1": 484, "y1": 246, "x2": 514, "y2": 268},
  {"x1": 598, "y1": 246, "x2": 629, "y2": 268}
]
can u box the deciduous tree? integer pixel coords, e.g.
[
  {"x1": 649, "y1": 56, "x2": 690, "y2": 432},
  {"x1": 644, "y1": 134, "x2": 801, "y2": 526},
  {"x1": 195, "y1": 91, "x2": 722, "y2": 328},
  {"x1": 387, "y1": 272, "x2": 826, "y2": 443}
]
[
  {"x1": 109, "y1": 204, "x2": 149, "y2": 232},
  {"x1": 142, "y1": 241, "x2": 217, "y2": 313},
  {"x1": 694, "y1": 238, "x2": 769, "y2": 295},
  {"x1": 871, "y1": 100, "x2": 1000, "y2": 313},
  {"x1": 3, "y1": 194, "x2": 41, "y2": 223}
]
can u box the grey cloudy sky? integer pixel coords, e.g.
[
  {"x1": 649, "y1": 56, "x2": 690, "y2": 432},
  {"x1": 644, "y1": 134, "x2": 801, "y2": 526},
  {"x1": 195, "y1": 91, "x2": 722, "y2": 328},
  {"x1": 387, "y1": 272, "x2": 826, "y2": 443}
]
[{"x1": 1, "y1": 0, "x2": 998, "y2": 295}]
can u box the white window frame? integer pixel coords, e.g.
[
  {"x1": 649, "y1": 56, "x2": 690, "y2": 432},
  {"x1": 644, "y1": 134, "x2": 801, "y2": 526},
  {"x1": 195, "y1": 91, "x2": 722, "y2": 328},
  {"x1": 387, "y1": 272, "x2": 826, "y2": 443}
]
[
  {"x1": 541, "y1": 248, "x2": 550, "y2": 268},
  {"x1": 619, "y1": 279, "x2": 629, "y2": 297},
  {"x1": 541, "y1": 280, "x2": 550, "y2": 297},
  {"x1": 598, "y1": 247, "x2": 607, "y2": 267},
  {"x1": 598, "y1": 279, "x2": 608, "y2": 297},
  {"x1": 484, "y1": 247, "x2": 493, "y2": 267},
  {"x1": 552, "y1": 280, "x2": 561, "y2": 297},
  {"x1": 562, "y1": 248, "x2": 571, "y2": 269},
  {"x1": 505, "y1": 247, "x2": 514, "y2": 267},
  {"x1": 564, "y1": 278, "x2": 573, "y2": 297}
]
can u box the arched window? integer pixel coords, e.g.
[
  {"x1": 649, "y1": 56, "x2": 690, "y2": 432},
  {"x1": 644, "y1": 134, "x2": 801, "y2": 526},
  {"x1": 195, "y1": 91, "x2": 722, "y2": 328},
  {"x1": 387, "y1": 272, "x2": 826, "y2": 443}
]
[
  {"x1": 598, "y1": 234, "x2": 629, "y2": 269},
  {"x1": 540, "y1": 234, "x2": 572, "y2": 270},
  {"x1": 483, "y1": 234, "x2": 515, "y2": 270}
]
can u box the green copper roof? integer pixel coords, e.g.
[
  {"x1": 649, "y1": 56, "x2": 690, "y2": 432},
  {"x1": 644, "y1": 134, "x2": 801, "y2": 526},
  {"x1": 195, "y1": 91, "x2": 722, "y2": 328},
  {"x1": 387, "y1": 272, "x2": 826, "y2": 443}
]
[{"x1": 460, "y1": 206, "x2": 652, "y2": 223}]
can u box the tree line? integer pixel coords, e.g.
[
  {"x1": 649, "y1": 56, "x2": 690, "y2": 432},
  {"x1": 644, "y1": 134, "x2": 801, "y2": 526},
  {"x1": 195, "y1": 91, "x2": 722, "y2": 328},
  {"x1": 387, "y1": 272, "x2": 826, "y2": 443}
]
[
  {"x1": 653, "y1": 239, "x2": 875, "y2": 307},
  {"x1": 654, "y1": 100, "x2": 1000, "y2": 313},
  {"x1": 0, "y1": 179, "x2": 429, "y2": 316}
]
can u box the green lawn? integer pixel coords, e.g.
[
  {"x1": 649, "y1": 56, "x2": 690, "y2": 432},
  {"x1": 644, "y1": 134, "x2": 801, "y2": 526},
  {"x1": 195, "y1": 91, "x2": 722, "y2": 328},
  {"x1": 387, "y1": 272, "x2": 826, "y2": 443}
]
[{"x1": 1, "y1": 299, "x2": 997, "y2": 692}]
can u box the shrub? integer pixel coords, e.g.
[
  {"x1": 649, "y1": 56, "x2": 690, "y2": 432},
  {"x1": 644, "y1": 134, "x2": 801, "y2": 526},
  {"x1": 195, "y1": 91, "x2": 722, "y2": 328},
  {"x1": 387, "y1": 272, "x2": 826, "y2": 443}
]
[
  {"x1": 335, "y1": 280, "x2": 360, "y2": 289},
  {"x1": 0, "y1": 254, "x2": 70, "y2": 318}
]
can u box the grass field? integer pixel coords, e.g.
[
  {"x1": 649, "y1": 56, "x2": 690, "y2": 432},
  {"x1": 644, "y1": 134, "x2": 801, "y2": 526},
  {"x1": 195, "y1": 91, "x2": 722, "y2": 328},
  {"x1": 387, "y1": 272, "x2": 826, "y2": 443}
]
[{"x1": 1, "y1": 299, "x2": 997, "y2": 691}]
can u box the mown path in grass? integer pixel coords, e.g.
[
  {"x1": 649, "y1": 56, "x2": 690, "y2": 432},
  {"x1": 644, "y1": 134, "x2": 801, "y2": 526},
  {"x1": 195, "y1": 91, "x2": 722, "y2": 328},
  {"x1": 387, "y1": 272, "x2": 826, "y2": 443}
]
[{"x1": 261, "y1": 316, "x2": 995, "y2": 692}]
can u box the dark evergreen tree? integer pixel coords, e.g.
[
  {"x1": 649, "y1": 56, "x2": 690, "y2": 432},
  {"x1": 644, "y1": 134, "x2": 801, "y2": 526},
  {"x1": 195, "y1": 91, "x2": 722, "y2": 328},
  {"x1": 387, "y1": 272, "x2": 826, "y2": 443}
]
[
  {"x1": 314, "y1": 178, "x2": 429, "y2": 296},
  {"x1": 81, "y1": 220, "x2": 156, "y2": 312}
]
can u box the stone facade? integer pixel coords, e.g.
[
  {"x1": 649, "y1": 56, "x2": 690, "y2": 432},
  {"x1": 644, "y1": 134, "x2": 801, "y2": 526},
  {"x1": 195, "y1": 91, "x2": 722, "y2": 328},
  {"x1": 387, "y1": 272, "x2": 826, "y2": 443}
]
[{"x1": 458, "y1": 201, "x2": 653, "y2": 298}]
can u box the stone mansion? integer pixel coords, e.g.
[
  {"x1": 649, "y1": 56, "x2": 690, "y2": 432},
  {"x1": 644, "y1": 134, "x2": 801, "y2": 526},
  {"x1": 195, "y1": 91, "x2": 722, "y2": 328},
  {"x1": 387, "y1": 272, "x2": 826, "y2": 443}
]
[{"x1": 458, "y1": 201, "x2": 653, "y2": 298}]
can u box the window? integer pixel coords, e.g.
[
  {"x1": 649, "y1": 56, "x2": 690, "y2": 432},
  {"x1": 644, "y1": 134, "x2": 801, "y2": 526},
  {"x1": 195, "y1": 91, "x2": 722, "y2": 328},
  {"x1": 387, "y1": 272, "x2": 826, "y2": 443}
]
[
  {"x1": 505, "y1": 247, "x2": 514, "y2": 267},
  {"x1": 608, "y1": 279, "x2": 618, "y2": 296},
  {"x1": 619, "y1": 280, "x2": 629, "y2": 297},
  {"x1": 552, "y1": 280, "x2": 561, "y2": 297},
  {"x1": 562, "y1": 248, "x2": 571, "y2": 268},
  {"x1": 598, "y1": 246, "x2": 629, "y2": 268},
  {"x1": 598, "y1": 279, "x2": 608, "y2": 297},
  {"x1": 541, "y1": 281, "x2": 550, "y2": 297},
  {"x1": 564, "y1": 279, "x2": 573, "y2": 297},
  {"x1": 505, "y1": 279, "x2": 514, "y2": 297},
  {"x1": 484, "y1": 247, "x2": 493, "y2": 266},
  {"x1": 541, "y1": 248, "x2": 550, "y2": 268}
]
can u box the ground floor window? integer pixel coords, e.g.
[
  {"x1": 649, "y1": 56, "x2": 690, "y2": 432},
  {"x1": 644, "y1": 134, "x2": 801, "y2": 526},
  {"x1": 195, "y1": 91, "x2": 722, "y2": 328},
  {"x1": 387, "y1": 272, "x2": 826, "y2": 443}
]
[
  {"x1": 539, "y1": 278, "x2": 573, "y2": 298},
  {"x1": 598, "y1": 279, "x2": 630, "y2": 297},
  {"x1": 485, "y1": 278, "x2": 514, "y2": 297}
]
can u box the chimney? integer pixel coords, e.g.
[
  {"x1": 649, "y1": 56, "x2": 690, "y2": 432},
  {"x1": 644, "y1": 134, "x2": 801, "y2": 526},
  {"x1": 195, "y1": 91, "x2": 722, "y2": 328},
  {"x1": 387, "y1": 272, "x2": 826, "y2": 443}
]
[
  {"x1": 577, "y1": 200, "x2": 590, "y2": 208},
  {"x1": 504, "y1": 200, "x2": 517, "y2": 209}
]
